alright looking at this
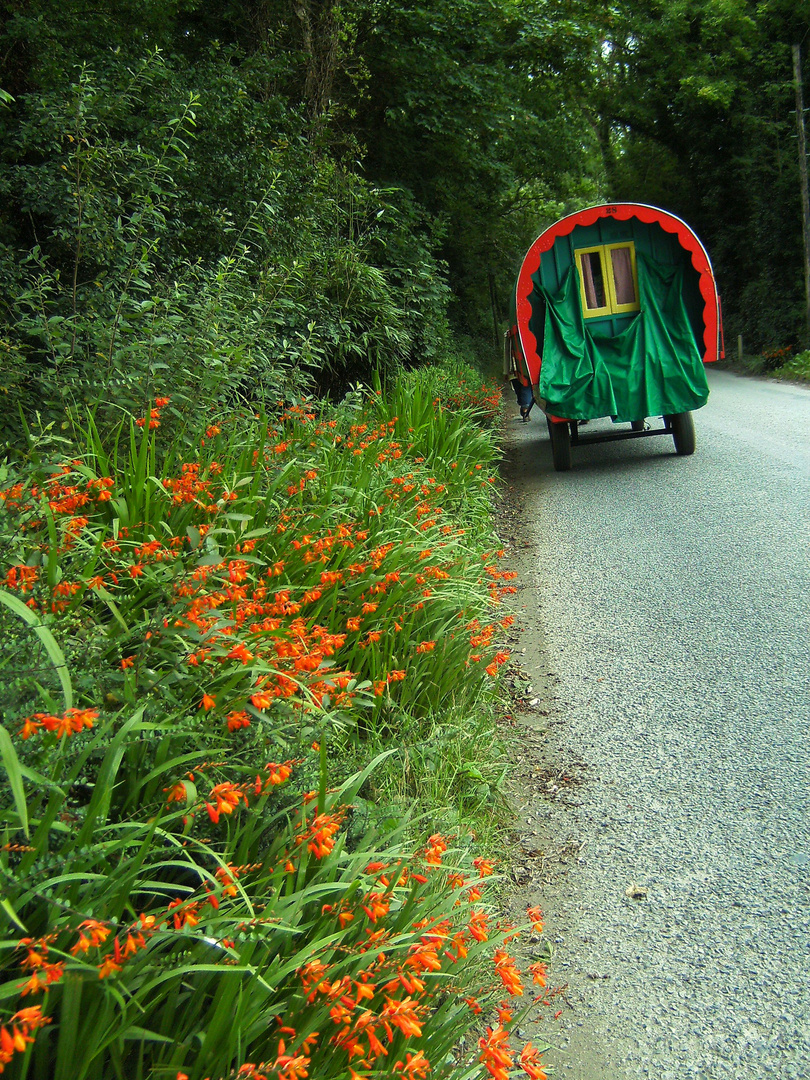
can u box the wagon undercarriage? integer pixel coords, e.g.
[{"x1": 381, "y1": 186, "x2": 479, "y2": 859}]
[{"x1": 546, "y1": 412, "x2": 695, "y2": 471}]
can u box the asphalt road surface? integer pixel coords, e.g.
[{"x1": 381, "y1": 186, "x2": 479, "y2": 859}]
[{"x1": 507, "y1": 368, "x2": 810, "y2": 1079}]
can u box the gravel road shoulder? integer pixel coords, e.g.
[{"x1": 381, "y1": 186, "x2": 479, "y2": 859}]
[{"x1": 496, "y1": 405, "x2": 631, "y2": 1079}]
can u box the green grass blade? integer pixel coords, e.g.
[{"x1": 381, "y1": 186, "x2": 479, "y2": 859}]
[
  {"x1": 0, "y1": 723, "x2": 28, "y2": 837},
  {"x1": 0, "y1": 721, "x2": 28, "y2": 838},
  {"x1": 0, "y1": 588, "x2": 73, "y2": 709}
]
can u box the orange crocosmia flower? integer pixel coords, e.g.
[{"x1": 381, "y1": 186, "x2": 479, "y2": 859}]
[
  {"x1": 227, "y1": 710, "x2": 251, "y2": 732},
  {"x1": 97, "y1": 953, "x2": 123, "y2": 979},
  {"x1": 496, "y1": 1003, "x2": 513, "y2": 1025},
  {"x1": 0, "y1": 1006, "x2": 51, "y2": 1069},
  {"x1": 226, "y1": 642, "x2": 254, "y2": 664},
  {"x1": 361, "y1": 892, "x2": 390, "y2": 923},
  {"x1": 250, "y1": 689, "x2": 274, "y2": 709},
  {"x1": 163, "y1": 779, "x2": 188, "y2": 804},
  {"x1": 381, "y1": 997, "x2": 423, "y2": 1039},
  {"x1": 424, "y1": 834, "x2": 447, "y2": 865},
  {"x1": 265, "y1": 761, "x2": 292, "y2": 786},
  {"x1": 478, "y1": 1025, "x2": 513, "y2": 1080},
  {"x1": 200, "y1": 693, "x2": 216, "y2": 711},
  {"x1": 468, "y1": 910, "x2": 489, "y2": 942},
  {"x1": 519, "y1": 1043, "x2": 548, "y2": 1080},
  {"x1": 493, "y1": 949, "x2": 523, "y2": 996},
  {"x1": 405, "y1": 943, "x2": 441, "y2": 973},
  {"x1": 415, "y1": 641, "x2": 435, "y2": 653},
  {"x1": 527, "y1": 906, "x2": 544, "y2": 931},
  {"x1": 17, "y1": 715, "x2": 42, "y2": 739},
  {"x1": 300, "y1": 812, "x2": 342, "y2": 859},
  {"x1": 167, "y1": 899, "x2": 201, "y2": 930},
  {"x1": 69, "y1": 918, "x2": 107, "y2": 955},
  {"x1": 273, "y1": 1038, "x2": 310, "y2": 1080},
  {"x1": 473, "y1": 856, "x2": 495, "y2": 877},
  {"x1": 447, "y1": 930, "x2": 468, "y2": 961},
  {"x1": 35, "y1": 708, "x2": 97, "y2": 739},
  {"x1": 394, "y1": 1050, "x2": 430, "y2": 1080},
  {"x1": 529, "y1": 961, "x2": 548, "y2": 988},
  {"x1": 205, "y1": 782, "x2": 246, "y2": 824}
]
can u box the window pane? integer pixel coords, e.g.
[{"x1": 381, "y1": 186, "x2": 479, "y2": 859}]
[
  {"x1": 581, "y1": 252, "x2": 606, "y2": 309},
  {"x1": 611, "y1": 246, "x2": 636, "y2": 305}
]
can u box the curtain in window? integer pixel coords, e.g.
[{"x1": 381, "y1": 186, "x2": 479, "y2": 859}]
[
  {"x1": 580, "y1": 252, "x2": 604, "y2": 309},
  {"x1": 611, "y1": 247, "x2": 636, "y2": 305}
]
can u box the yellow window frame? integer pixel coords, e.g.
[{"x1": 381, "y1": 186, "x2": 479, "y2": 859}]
[{"x1": 575, "y1": 242, "x2": 640, "y2": 318}]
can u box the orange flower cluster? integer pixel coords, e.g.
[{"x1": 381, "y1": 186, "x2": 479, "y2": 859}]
[
  {"x1": 439, "y1": 377, "x2": 502, "y2": 419},
  {"x1": 479, "y1": 1024, "x2": 513, "y2": 1080},
  {"x1": 477, "y1": 1018, "x2": 549, "y2": 1079},
  {"x1": 15, "y1": 913, "x2": 158, "y2": 993},
  {"x1": 493, "y1": 949, "x2": 523, "y2": 996},
  {"x1": 16, "y1": 935, "x2": 64, "y2": 996},
  {"x1": 205, "y1": 781, "x2": 247, "y2": 824},
  {"x1": 1, "y1": 392, "x2": 514, "y2": 740},
  {"x1": 0, "y1": 1006, "x2": 50, "y2": 1072},
  {"x1": 297, "y1": 810, "x2": 345, "y2": 859},
  {"x1": 135, "y1": 395, "x2": 170, "y2": 430},
  {"x1": 17, "y1": 708, "x2": 97, "y2": 740}
]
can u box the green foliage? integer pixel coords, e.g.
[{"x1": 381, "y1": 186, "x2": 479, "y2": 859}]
[
  {"x1": 0, "y1": 375, "x2": 546, "y2": 1078},
  {"x1": 0, "y1": 42, "x2": 475, "y2": 449},
  {"x1": 596, "y1": 0, "x2": 810, "y2": 349},
  {"x1": 349, "y1": 0, "x2": 602, "y2": 335},
  {"x1": 770, "y1": 348, "x2": 810, "y2": 382}
]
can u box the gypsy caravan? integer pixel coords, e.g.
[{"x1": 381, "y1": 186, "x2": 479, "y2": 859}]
[{"x1": 506, "y1": 204, "x2": 723, "y2": 470}]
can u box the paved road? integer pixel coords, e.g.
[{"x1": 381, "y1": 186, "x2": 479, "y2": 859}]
[{"x1": 510, "y1": 368, "x2": 810, "y2": 1079}]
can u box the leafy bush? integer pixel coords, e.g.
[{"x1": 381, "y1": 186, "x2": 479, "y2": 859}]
[
  {"x1": 0, "y1": 52, "x2": 468, "y2": 451},
  {"x1": 771, "y1": 348, "x2": 810, "y2": 383}
]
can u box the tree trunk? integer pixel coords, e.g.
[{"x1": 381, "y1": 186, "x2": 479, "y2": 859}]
[{"x1": 291, "y1": 0, "x2": 340, "y2": 122}]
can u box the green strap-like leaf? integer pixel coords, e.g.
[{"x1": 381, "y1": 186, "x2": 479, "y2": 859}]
[
  {"x1": 0, "y1": 722, "x2": 29, "y2": 837},
  {"x1": 0, "y1": 588, "x2": 73, "y2": 709}
]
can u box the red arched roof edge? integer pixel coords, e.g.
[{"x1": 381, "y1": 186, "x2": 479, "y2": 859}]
[{"x1": 515, "y1": 203, "x2": 722, "y2": 384}]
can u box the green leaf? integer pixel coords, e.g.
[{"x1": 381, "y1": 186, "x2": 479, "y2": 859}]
[
  {"x1": 0, "y1": 723, "x2": 29, "y2": 837},
  {"x1": 94, "y1": 584, "x2": 130, "y2": 632},
  {"x1": 0, "y1": 897, "x2": 27, "y2": 933},
  {"x1": 0, "y1": 588, "x2": 73, "y2": 709}
]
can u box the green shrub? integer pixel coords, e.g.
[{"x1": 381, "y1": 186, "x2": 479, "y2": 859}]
[{"x1": 772, "y1": 349, "x2": 810, "y2": 383}]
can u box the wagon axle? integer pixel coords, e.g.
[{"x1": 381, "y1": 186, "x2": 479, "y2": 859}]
[{"x1": 547, "y1": 412, "x2": 696, "y2": 471}]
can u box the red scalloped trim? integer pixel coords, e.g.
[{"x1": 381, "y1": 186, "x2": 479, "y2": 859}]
[{"x1": 515, "y1": 203, "x2": 722, "y2": 384}]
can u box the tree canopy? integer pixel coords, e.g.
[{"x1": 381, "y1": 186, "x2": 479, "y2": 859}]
[{"x1": 0, "y1": 0, "x2": 808, "y2": 438}]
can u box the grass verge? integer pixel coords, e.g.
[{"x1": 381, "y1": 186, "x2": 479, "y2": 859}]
[{"x1": 0, "y1": 364, "x2": 551, "y2": 1080}]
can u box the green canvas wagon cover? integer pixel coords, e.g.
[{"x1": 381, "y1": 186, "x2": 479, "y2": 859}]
[{"x1": 508, "y1": 203, "x2": 723, "y2": 426}]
